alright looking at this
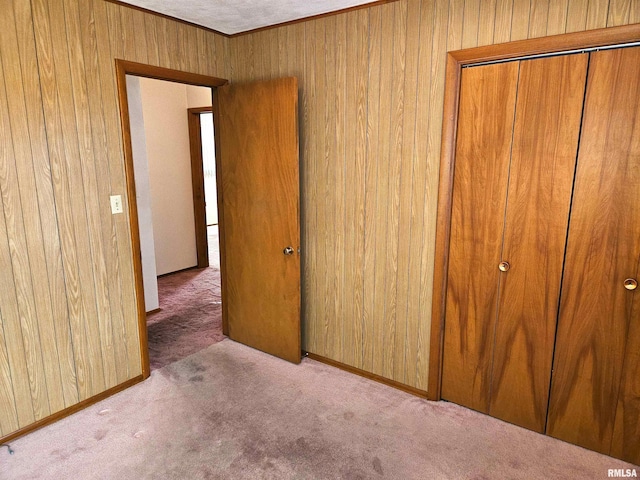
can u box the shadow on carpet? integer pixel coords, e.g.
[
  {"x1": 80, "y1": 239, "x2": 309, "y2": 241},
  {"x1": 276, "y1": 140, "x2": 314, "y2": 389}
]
[{"x1": 147, "y1": 266, "x2": 225, "y2": 370}]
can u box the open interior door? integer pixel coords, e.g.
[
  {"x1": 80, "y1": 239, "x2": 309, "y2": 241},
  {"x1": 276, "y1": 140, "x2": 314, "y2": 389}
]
[{"x1": 215, "y1": 77, "x2": 301, "y2": 364}]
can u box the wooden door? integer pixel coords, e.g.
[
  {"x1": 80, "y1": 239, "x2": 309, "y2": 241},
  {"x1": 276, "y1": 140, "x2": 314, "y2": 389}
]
[
  {"x1": 215, "y1": 77, "x2": 301, "y2": 364},
  {"x1": 442, "y1": 54, "x2": 587, "y2": 432},
  {"x1": 547, "y1": 46, "x2": 640, "y2": 462},
  {"x1": 488, "y1": 54, "x2": 587, "y2": 432},
  {"x1": 441, "y1": 61, "x2": 519, "y2": 413}
]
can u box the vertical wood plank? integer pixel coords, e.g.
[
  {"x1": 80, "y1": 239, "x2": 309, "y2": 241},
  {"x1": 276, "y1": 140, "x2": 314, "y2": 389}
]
[
  {"x1": 312, "y1": 18, "x2": 327, "y2": 355},
  {"x1": 277, "y1": 27, "x2": 288, "y2": 77},
  {"x1": 155, "y1": 16, "x2": 171, "y2": 68},
  {"x1": 528, "y1": 0, "x2": 549, "y2": 38},
  {"x1": 362, "y1": 6, "x2": 382, "y2": 373},
  {"x1": 511, "y1": 0, "x2": 532, "y2": 40},
  {"x1": 566, "y1": 0, "x2": 590, "y2": 32},
  {"x1": 493, "y1": 0, "x2": 514, "y2": 43},
  {"x1": 342, "y1": 9, "x2": 368, "y2": 369},
  {"x1": 606, "y1": 0, "x2": 631, "y2": 25},
  {"x1": 323, "y1": 16, "x2": 337, "y2": 359},
  {"x1": 301, "y1": 20, "x2": 317, "y2": 354},
  {"x1": 462, "y1": 0, "x2": 481, "y2": 48},
  {"x1": 214, "y1": 33, "x2": 227, "y2": 78},
  {"x1": 382, "y1": 0, "x2": 407, "y2": 380},
  {"x1": 0, "y1": 309, "x2": 19, "y2": 435},
  {"x1": 478, "y1": 0, "x2": 498, "y2": 46},
  {"x1": 144, "y1": 13, "x2": 160, "y2": 67},
  {"x1": 130, "y1": 8, "x2": 149, "y2": 64},
  {"x1": 448, "y1": 0, "x2": 465, "y2": 50},
  {"x1": 631, "y1": 0, "x2": 640, "y2": 23},
  {"x1": 176, "y1": 23, "x2": 190, "y2": 72},
  {"x1": 371, "y1": 3, "x2": 395, "y2": 377},
  {"x1": 334, "y1": 14, "x2": 347, "y2": 363},
  {"x1": 586, "y1": 0, "x2": 612, "y2": 28},
  {"x1": 394, "y1": 0, "x2": 419, "y2": 383},
  {"x1": 547, "y1": 0, "x2": 570, "y2": 35},
  {"x1": 186, "y1": 25, "x2": 199, "y2": 73}
]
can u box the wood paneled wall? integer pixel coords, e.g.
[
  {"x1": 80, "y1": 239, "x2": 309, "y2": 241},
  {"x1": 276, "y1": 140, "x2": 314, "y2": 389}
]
[
  {"x1": 0, "y1": 0, "x2": 227, "y2": 438},
  {"x1": 228, "y1": 0, "x2": 639, "y2": 390}
]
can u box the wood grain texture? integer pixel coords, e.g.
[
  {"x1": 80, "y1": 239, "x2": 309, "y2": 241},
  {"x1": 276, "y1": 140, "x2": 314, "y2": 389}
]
[
  {"x1": 0, "y1": 0, "x2": 228, "y2": 443},
  {"x1": 547, "y1": 46, "x2": 640, "y2": 459},
  {"x1": 342, "y1": 9, "x2": 368, "y2": 369},
  {"x1": 371, "y1": 3, "x2": 394, "y2": 378},
  {"x1": 489, "y1": 54, "x2": 588, "y2": 432},
  {"x1": 362, "y1": 6, "x2": 381, "y2": 374},
  {"x1": 216, "y1": 78, "x2": 301, "y2": 364},
  {"x1": 227, "y1": 0, "x2": 637, "y2": 392},
  {"x1": 440, "y1": 62, "x2": 519, "y2": 413},
  {"x1": 611, "y1": 259, "x2": 640, "y2": 465}
]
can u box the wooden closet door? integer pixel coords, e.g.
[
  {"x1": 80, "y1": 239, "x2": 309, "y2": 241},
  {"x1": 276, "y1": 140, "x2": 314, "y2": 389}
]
[
  {"x1": 547, "y1": 46, "x2": 640, "y2": 461},
  {"x1": 488, "y1": 54, "x2": 588, "y2": 432},
  {"x1": 441, "y1": 62, "x2": 519, "y2": 412}
]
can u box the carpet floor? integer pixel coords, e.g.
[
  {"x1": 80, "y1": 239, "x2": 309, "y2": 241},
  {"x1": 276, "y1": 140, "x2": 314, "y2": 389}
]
[
  {"x1": 146, "y1": 225, "x2": 224, "y2": 370},
  {"x1": 2, "y1": 340, "x2": 635, "y2": 479}
]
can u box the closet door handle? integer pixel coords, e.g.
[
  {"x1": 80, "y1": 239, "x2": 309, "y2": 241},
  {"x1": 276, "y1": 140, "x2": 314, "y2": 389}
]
[
  {"x1": 498, "y1": 261, "x2": 510, "y2": 272},
  {"x1": 624, "y1": 278, "x2": 638, "y2": 291}
]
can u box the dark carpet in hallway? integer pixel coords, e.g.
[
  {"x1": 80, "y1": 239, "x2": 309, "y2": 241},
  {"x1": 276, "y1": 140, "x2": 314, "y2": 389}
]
[{"x1": 146, "y1": 225, "x2": 224, "y2": 370}]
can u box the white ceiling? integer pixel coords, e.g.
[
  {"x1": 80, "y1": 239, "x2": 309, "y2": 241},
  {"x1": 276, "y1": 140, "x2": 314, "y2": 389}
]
[{"x1": 118, "y1": 0, "x2": 382, "y2": 35}]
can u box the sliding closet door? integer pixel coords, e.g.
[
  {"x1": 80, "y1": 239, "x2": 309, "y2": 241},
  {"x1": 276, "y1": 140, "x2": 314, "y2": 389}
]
[
  {"x1": 488, "y1": 54, "x2": 587, "y2": 432},
  {"x1": 547, "y1": 46, "x2": 640, "y2": 462},
  {"x1": 441, "y1": 62, "x2": 518, "y2": 413}
]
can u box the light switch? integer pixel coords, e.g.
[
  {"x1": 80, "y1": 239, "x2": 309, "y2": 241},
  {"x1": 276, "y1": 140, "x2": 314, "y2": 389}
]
[{"x1": 110, "y1": 195, "x2": 124, "y2": 214}]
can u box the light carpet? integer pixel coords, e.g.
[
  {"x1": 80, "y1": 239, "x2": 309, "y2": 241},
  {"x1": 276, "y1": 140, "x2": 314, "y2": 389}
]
[{"x1": 1, "y1": 340, "x2": 635, "y2": 479}]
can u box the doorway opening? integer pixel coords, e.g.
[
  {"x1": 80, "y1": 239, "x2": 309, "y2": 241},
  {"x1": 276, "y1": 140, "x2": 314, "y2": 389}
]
[{"x1": 115, "y1": 60, "x2": 228, "y2": 377}]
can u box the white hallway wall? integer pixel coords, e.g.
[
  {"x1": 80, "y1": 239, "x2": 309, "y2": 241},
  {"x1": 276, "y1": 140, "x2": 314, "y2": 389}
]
[
  {"x1": 127, "y1": 75, "x2": 160, "y2": 311},
  {"x1": 139, "y1": 78, "x2": 212, "y2": 277},
  {"x1": 129, "y1": 76, "x2": 213, "y2": 312}
]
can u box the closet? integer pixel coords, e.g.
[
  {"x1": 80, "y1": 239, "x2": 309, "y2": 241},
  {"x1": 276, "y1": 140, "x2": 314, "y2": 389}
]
[{"x1": 441, "y1": 45, "x2": 640, "y2": 464}]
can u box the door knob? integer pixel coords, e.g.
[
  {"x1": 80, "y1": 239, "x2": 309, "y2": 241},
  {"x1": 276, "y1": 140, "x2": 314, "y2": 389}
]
[
  {"x1": 283, "y1": 246, "x2": 294, "y2": 256},
  {"x1": 498, "y1": 261, "x2": 510, "y2": 272},
  {"x1": 624, "y1": 278, "x2": 638, "y2": 291}
]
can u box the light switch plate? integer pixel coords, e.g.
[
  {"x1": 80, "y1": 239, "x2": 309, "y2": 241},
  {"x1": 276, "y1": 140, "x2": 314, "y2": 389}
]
[{"x1": 110, "y1": 195, "x2": 123, "y2": 214}]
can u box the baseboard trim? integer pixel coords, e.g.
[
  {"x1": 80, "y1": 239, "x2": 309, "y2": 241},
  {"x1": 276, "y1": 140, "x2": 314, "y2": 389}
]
[
  {"x1": 146, "y1": 308, "x2": 161, "y2": 315},
  {"x1": 0, "y1": 375, "x2": 145, "y2": 445},
  {"x1": 157, "y1": 265, "x2": 200, "y2": 278},
  {"x1": 304, "y1": 352, "x2": 429, "y2": 399}
]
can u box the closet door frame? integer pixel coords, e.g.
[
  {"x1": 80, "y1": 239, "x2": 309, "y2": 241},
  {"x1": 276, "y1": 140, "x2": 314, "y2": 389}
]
[{"x1": 428, "y1": 23, "x2": 640, "y2": 401}]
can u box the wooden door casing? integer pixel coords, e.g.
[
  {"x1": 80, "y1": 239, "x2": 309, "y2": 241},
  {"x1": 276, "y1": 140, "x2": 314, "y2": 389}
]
[
  {"x1": 488, "y1": 54, "x2": 588, "y2": 432},
  {"x1": 547, "y1": 46, "x2": 640, "y2": 461},
  {"x1": 441, "y1": 61, "x2": 519, "y2": 413},
  {"x1": 215, "y1": 77, "x2": 301, "y2": 364}
]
